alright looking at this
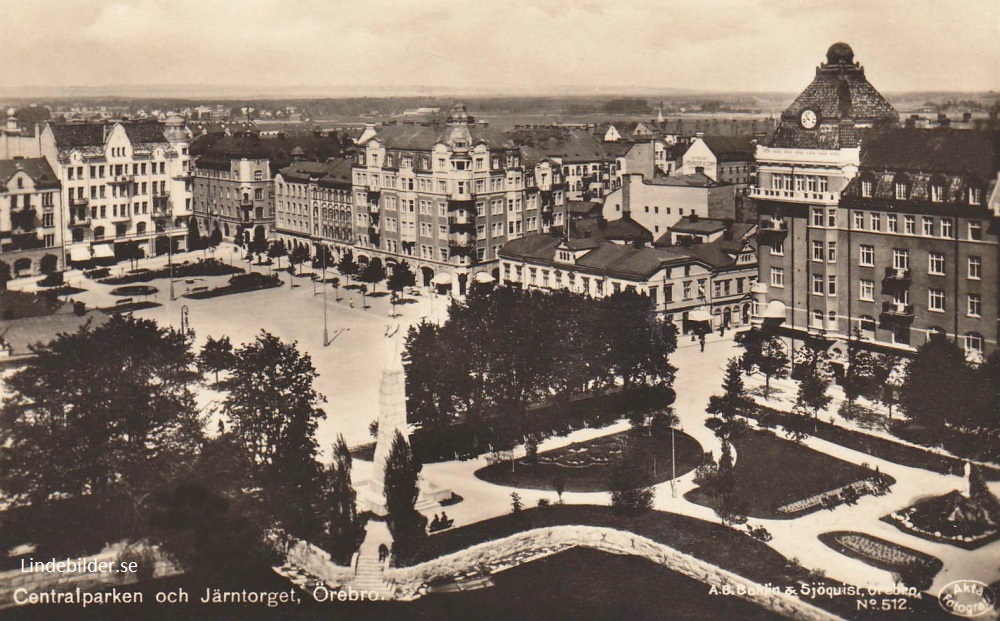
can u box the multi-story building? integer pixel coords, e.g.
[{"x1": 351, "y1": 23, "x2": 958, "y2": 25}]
[
  {"x1": 679, "y1": 135, "x2": 756, "y2": 190},
  {"x1": 499, "y1": 219, "x2": 758, "y2": 330},
  {"x1": 191, "y1": 129, "x2": 346, "y2": 244},
  {"x1": 273, "y1": 157, "x2": 354, "y2": 258},
  {"x1": 752, "y1": 42, "x2": 999, "y2": 361},
  {"x1": 352, "y1": 106, "x2": 565, "y2": 295},
  {"x1": 39, "y1": 117, "x2": 193, "y2": 264},
  {"x1": 0, "y1": 158, "x2": 64, "y2": 276},
  {"x1": 603, "y1": 172, "x2": 737, "y2": 239},
  {"x1": 836, "y1": 128, "x2": 998, "y2": 360}
]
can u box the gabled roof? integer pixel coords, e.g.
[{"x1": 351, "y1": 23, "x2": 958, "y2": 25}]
[
  {"x1": 362, "y1": 123, "x2": 513, "y2": 151},
  {"x1": 0, "y1": 158, "x2": 60, "y2": 190},
  {"x1": 670, "y1": 216, "x2": 728, "y2": 235},
  {"x1": 700, "y1": 135, "x2": 755, "y2": 162},
  {"x1": 49, "y1": 123, "x2": 106, "y2": 149},
  {"x1": 571, "y1": 216, "x2": 653, "y2": 244}
]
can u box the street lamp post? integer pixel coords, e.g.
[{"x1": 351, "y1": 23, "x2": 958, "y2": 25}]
[{"x1": 670, "y1": 426, "x2": 677, "y2": 498}]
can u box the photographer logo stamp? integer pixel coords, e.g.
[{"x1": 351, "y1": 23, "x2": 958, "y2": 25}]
[{"x1": 938, "y1": 580, "x2": 996, "y2": 618}]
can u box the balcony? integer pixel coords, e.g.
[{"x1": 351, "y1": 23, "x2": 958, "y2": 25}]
[
  {"x1": 448, "y1": 240, "x2": 475, "y2": 257},
  {"x1": 448, "y1": 212, "x2": 473, "y2": 226},
  {"x1": 70, "y1": 196, "x2": 89, "y2": 207},
  {"x1": 758, "y1": 217, "x2": 788, "y2": 235},
  {"x1": 883, "y1": 266, "x2": 912, "y2": 283},
  {"x1": 449, "y1": 231, "x2": 475, "y2": 246},
  {"x1": 881, "y1": 301, "x2": 914, "y2": 319},
  {"x1": 70, "y1": 213, "x2": 92, "y2": 227},
  {"x1": 749, "y1": 186, "x2": 839, "y2": 205},
  {"x1": 447, "y1": 197, "x2": 475, "y2": 211},
  {"x1": 111, "y1": 174, "x2": 134, "y2": 184}
]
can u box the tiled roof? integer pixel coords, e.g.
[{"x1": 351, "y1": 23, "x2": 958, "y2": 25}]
[
  {"x1": 858, "y1": 128, "x2": 997, "y2": 178},
  {"x1": 670, "y1": 216, "x2": 728, "y2": 234},
  {"x1": 644, "y1": 172, "x2": 721, "y2": 188},
  {"x1": 194, "y1": 133, "x2": 347, "y2": 175},
  {"x1": 0, "y1": 158, "x2": 60, "y2": 190},
  {"x1": 771, "y1": 45, "x2": 898, "y2": 149},
  {"x1": 565, "y1": 201, "x2": 603, "y2": 216},
  {"x1": 278, "y1": 157, "x2": 353, "y2": 189},
  {"x1": 363, "y1": 123, "x2": 513, "y2": 151},
  {"x1": 571, "y1": 216, "x2": 653, "y2": 243},
  {"x1": 122, "y1": 121, "x2": 170, "y2": 145},
  {"x1": 49, "y1": 123, "x2": 106, "y2": 149},
  {"x1": 700, "y1": 135, "x2": 755, "y2": 162}
]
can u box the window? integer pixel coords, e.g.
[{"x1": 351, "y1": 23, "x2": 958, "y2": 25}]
[
  {"x1": 965, "y1": 333, "x2": 983, "y2": 355},
  {"x1": 922, "y1": 218, "x2": 934, "y2": 237},
  {"x1": 853, "y1": 211, "x2": 864, "y2": 229},
  {"x1": 928, "y1": 289, "x2": 945, "y2": 312},
  {"x1": 930, "y1": 183, "x2": 945, "y2": 202},
  {"x1": 928, "y1": 252, "x2": 945, "y2": 275},
  {"x1": 812, "y1": 208, "x2": 824, "y2": 227},
  {"x1": 811, "y1": 240, "x2": 824, "y2": 262},
  {"x1": 861, "y1": 179, "x2": 873, "y2": 197},
  {"x1": 828, "y1": 311, "x2": 837, "y2": 332},
  {"x1": 887, "y1": 214, "x2": 898, "y2": 233},
  {"x1": 827, "y1": 241, "x2": 837, "y2": 263},
  {"x1": 859, "y1": 315, "x2": 876, "y2": 338},
  {"x1": 770, "y1": 239, "x2": 784, "y2": 256},
  {"x1": 941, "y1": 218, "x2": 953, "y2": 238},
  {"x1": 894, "y1": 181, "x2": 908, "y2": 200},
  {"x1": 870, "y1": 213, "x2": 881, "y2": 231},
  {"x1": 904, "y1": 215, "x2": 915, "y2": 235},
  {"x1": 827, "y1": 275, "x2": 837, "y2": 296},
  {"x1": 811, "y1": 310, "x2": 824, "y2": 328},
  {"x1": 812, "y1": 274, "x2": 824, "y2": 295},
  {"x1": 968, "y1": 256, "x2": 981, "y2": 280},
  {"x1": 827, "y1": 208, "x2": 836, "y2": 227},
  {"x1": 254, "y1": 171, "x2": 264, "y2": 181},
  {"x1": 968, "y1": 294, "x2": 981, "y2": 317},
  {"x1": 859, "y1": 279, "x2": 874, "y2": 301},
  {"x1": 968, "y1": 187, "x2": 983, "y2": 205},
  {"x1": 859, "y1": 245, "x2": 875, "y2": 267},
  {"x1": 968, "y1": 221, "x2": 982, "y2": 241},
  {"x1": 683, "y1": 281, "x2": 692, "y2": 299},
  {"x1": 892, "y1": 249, "x2": 909, "y2": 270}
]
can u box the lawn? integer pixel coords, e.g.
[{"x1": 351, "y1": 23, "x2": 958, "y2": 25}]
[
  {"x1": 473, "y1": 424, "x2": 703, "y2": 493},
  {"x1": 686, "y1": 429, "x2": 882, "y2": 519},
  {"x1": 747, "y1": 403, "x2": 1000, "y2": 480}
]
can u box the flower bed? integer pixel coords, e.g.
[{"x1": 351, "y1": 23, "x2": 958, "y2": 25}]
[
  {"x1": 100, "y1": 259, "x2": 243, "y2": 284},
  {"x1": 883, "y1": 491, "x2": 1000, "y2": 550},
  {"x1": 819, "y1": 531, "x2": 942, "y2": 585},
  {"x1": 110, "y1": 285, "x2": 158, "y2": 297},
  {"x1": 183, "y1": 272, "x2": 282, "y2": 300}
]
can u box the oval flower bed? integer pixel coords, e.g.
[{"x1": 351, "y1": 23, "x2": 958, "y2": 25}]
[
  {"x1": 819, "y1": 531, "x2": 942, "y2": 576},
  {"x1": 110, "y1": 285, "x2": 159, "y2": 297}
]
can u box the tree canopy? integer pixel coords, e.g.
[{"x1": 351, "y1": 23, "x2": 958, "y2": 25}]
[{"x1": 0, "y1": 315, "x2": 203, "y2": 503}]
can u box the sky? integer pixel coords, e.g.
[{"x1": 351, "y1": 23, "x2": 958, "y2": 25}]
[{"x1": 1, "y1": 0, "x2": 998, "y2": 95}]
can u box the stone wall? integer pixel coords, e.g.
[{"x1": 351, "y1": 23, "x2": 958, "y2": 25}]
[
  {"x1": 0, "y1": 542, "x2": 179, "y2": 609},
  {"x1": 284, "y1": 538, "x2": 354, "y2": 587},
  {"x1": 386, "y1": 525, "x2": 844, "y2": 621}
]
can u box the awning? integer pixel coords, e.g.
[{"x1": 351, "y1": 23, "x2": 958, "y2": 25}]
[
  {"x1": 762, "y1": 300, "x2": 787, "y2": 320},
  {"x1": 69, "y1": 246, "x2": 91, "y2": 262},
  {"x1": 431, "y1": 273, "x2": 452, "y2": 285},
  {"x1": 473, "y1": 272, "x2": 495, "y2": 284},
  {"x1": 688, "y1": 310, "x2": 712, "y2": 323},
  {"x1": 92, "y1": 244, "x2": 115, "y2": 259}
]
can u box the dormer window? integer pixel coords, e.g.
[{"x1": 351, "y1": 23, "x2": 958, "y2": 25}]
[
  {"x1": 558, "y1": 250, "x2": 573, "y2": 263},
  {"x1": 861, "y1": 178, "x2": 874, "y2": 198},
  {"x1": 929, "y1": 176, "x2": 946, "y2": 202},
  {"x1": 968, "y1": 186, "x2": 982, "y2": 205},
  {"x1": 401, "y1": 156, "x2": 412, "y2": 169},
  {"x1": 893, "y1": 175, "x2": 910, "y2": 200}
]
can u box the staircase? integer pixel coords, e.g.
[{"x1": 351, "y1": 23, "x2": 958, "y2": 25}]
[{"x1": 349, "y1": 521, "x2": 396, "y2": 599}]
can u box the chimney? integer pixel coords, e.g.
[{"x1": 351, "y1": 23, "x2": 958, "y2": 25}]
[
  {"x1": 963, "y1": 112, "x2": 972, "y2": 122},
  {"x1": 622, "y1": 173, "x2": 633, "y2": 219}
]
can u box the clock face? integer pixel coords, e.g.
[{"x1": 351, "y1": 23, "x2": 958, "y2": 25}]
[{"x1": 800, "y1": 109, "x2": 818, "y2": 129}]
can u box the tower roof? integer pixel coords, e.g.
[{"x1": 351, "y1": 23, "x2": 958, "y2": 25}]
[{"x1": 770, "y1": 43, "x2": 898, "y2": 150}]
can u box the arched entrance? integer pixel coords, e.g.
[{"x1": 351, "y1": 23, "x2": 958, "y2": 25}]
[
  {"x1": 421, "y1": 266, "x2": 434, "y2": 287},
  {"x1": 742, "y1": 303, "x2": 751, "y2": 324},
  {"x1": 723, "y1": 308, "x2": 732, "y2": 328},
  {"x1": 457, "y1": 273, "x2": 468, "y2": 296},
  {"x1": 13, "y1": 257, "x2": 32, "y2": 277}
]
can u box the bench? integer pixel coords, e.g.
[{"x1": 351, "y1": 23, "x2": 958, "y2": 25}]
[
  {"x1": 190, "y1": 286, "x2": 209, "y2": 293},
  {"x1": 116, "y1": 298, "x2": 133, "y2": 306}
]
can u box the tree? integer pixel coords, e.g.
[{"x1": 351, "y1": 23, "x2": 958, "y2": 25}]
[
  {"x1": 359, "y1": 257, "x2": 386, "y2": 292},
  {"x1": 327, "y1": 435, "x2": 363, "y2": 565},
  {"x1": 267, "y1": 239, "x2": 288, "y2": 270},
  {"x1": 118, "y1": 241, "x2": 144, "y2": 271},
  {"x1": 843, "y1": 328, "x2": 878, "y2": 409},
  {"x1": 208, "y1": 227, "x2": 223, "y2": 251},
  {"x1": 660, "y1": 320, "x2": 679, "y2": 355},
  {"x1": 0, "y1": 260, "x2": 11, "y2": 289},
  {"x1": 706, "y1": 358, "x2": 748, "y2": 439},
  {"x1": 39, "y1": 253, "x2": 59, "y2": 275},
  {"x1": 795, "y1": 352, "x2": 832, "y2": 429},
  {"x1": 901, "y1": 337, "x2": 976, "y2": 433},
  {"x1": 609, "y1": 438, "x2": 654, "y2": 513},
  {"x1": 289, "y1": 245, "x2": 310, "y2": 275},
  {"x1": 222, "y1": 331, "x2": 325, "y2": 537},
  {"x1": 0, "y1": 315, "x2": 203, "y2": 503},
  {"x1": 756, "y1": 337, "x2": 789, "y2": 399},
  {"x1": 870, "y1": 353, "x2": 902, "y2": 420},
  {"x1": 387, "y1": 261, "x2": 417, "y2": 316},
  {"x1": 383, "y1": 430, "x2": 426, "y2": 563},
  {"x1": 198, "y1": 335, "x2": 235, "y2": 384},
  {"x1": 338, "y1": 250, "x2": 358, "y2": 284},
  {"x1": 187, "y1": 218, "x2": 203, "y2": 252}
]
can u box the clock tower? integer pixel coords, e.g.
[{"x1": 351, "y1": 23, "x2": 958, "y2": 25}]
[{"x1": 750, "y1": 43, "x2": 898, "y2": 361}]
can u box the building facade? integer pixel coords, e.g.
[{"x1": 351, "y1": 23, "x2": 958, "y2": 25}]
[
  {"x1": 39, "y1": 117, "x2": 193, "y2": 265},
  {"x1": 0, "y1": 158, "x2": 64, "y2": 276},
  {"x1": 273, "y1": 158, "x2": 354, "y2": 258},
  {"x1": 679, "y1": 135, "x2": 756, "y2": 190},
  {"x1": 351, "y1": 106, "x2": 565, "y2": 295},
  {"x1": 603, "y1": 172, "x2": 737, "y2": 238},
  {"x1": 752, "y1": 42, "x2": 999, "y2": 360}
]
